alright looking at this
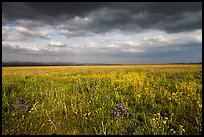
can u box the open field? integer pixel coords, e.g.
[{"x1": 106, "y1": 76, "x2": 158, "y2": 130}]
[{"x1": 2, "y1": 64, "x2": 202, "y2": 135}]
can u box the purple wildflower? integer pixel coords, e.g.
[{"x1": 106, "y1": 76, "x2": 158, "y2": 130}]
[
  {"x1": 15, "y1": 97, "x2": 24, "y2": 103},
  {"x1": 14, "y1": 97, "x2": 24, "y2": 108},
  {"x1": 121, "y1": 108, "x2": 128, "y2": 112},
  {"x1": 13, "y1": 96, "x2": 35, "y2": 113},
  {"x1": 111, "y1": 103, "x2": 129, "y2": 117},
  {"x1": 113, "y1": 111, "x2": 117, "y2": 115},
  {"x1": 164, "y1": 112, "x2": 170, "y2": 118},
  {"x1": 116, "y1": 111, "x2": 122, "y2": 117},
  {"x1": 23, "y1": 105, "x2": 31, "y2": 112},
  {"x1": 130, "y1": 112, "x2": 135, "y2": 116},
  {"x1": 15, "y1": 104, "x2": 23, "y2": 109},
  {"x1": 118, "y1": 127, "x2": 124, "y2": 131}
]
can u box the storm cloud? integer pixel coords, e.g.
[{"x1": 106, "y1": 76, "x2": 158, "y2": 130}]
[{"x1": 2, "y1": 2, "x2": 202, "y2": 64}]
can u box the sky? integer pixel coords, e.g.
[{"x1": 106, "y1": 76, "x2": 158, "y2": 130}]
[{"x1": 2, "y1": 2, "x2": 202, "y2": 64}]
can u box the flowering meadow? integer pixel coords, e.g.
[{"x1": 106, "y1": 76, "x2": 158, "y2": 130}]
[{"x1": 2, "y1": 64, "x2": 202, "y2": 135}]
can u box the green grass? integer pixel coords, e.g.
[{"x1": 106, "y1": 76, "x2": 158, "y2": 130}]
[{"x1": 2, "y1": 64, "x2": 202, "y2": 135}]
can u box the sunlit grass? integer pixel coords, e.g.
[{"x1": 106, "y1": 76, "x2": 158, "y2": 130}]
[{"x1": 2, "y1": 64, "x2": 202, "y2": 135}]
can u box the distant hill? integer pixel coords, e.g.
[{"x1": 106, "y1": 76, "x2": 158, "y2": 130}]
[
  {"x1": 2, "y1": 61, "x2": 202, "y2": 67},
  {"x1": 2, "y1": 61, "x2": 77, "y2": 66}
]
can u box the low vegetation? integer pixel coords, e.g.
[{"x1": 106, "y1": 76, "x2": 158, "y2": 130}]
[{"x1": 2, "y1": 64, "x2": 202, "y2": 135}]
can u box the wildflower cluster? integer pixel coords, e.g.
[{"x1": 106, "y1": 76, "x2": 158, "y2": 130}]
[
  {"x1": 13, "y1": 96, "x2": 40, "y2": 113},
  {"x1": 168, "y1": 73, "x2": 183, "y2": 79},
  {"x1": 110, "y1": 103, "x2": 135, "y2": 117},
  {"x1": 117, "y1": 127, "x2": 125, "y2": 132},
  {"x1": 110, "y1": 104, "x2": 128, "y2": 117},
  {"x1": 161, "y1": 112, "x2": 170, "y2": 119}
]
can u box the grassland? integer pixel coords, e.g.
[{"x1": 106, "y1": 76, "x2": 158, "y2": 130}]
[{"x1": 2, "y1": 64, "x2": 202, "y2": 135}]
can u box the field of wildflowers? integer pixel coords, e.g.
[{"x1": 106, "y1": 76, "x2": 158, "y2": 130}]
[{"x1": 2, "y1": 64, "x2": 202, "y2": 135}]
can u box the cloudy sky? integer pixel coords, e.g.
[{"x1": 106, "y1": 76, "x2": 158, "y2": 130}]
[{"x1": 2, "y1": 2, "x2": 202, "y2": 64}]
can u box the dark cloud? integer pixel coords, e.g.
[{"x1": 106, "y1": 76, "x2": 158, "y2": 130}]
[
  {"x1": 3, "y1": 2, "x2": 201, "y2": 19},
  {"x1": 3, "y1": 2, "x2": 202, "y2": 34},
  {"x1": 2, "y1": 2, "x2": 34, "y2": 21},
  {"x1": 26, "y1": 2, "x2": 112, "y2": 18},
  {"x1": 2, "y1": 2, "x2": 114, "y2": 24}
]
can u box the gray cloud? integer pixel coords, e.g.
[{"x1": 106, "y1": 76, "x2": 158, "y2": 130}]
[
  {"x1": 2, "y1": 41, "x2": 74, "y2": 58},
  {"x1": 2, "y1": 25, "x2": 51, "y2": 42},
  {"x1": 48, "y1": 41, "x2": 66, "y2": 47},
  {"x1": 3, "y1": 2, "x2": 202, "y2": 35}
]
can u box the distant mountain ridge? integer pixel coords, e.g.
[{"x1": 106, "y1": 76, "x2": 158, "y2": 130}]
[
  {"x1": 2, "y1": 61, "x2": 202, "y2": 66},
  {"x1": 2, "y1": 61, "x2": 77, "y2": 66},
  {"x1": 2, "y1": 61, "x2": 118, "y2": 66}
]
